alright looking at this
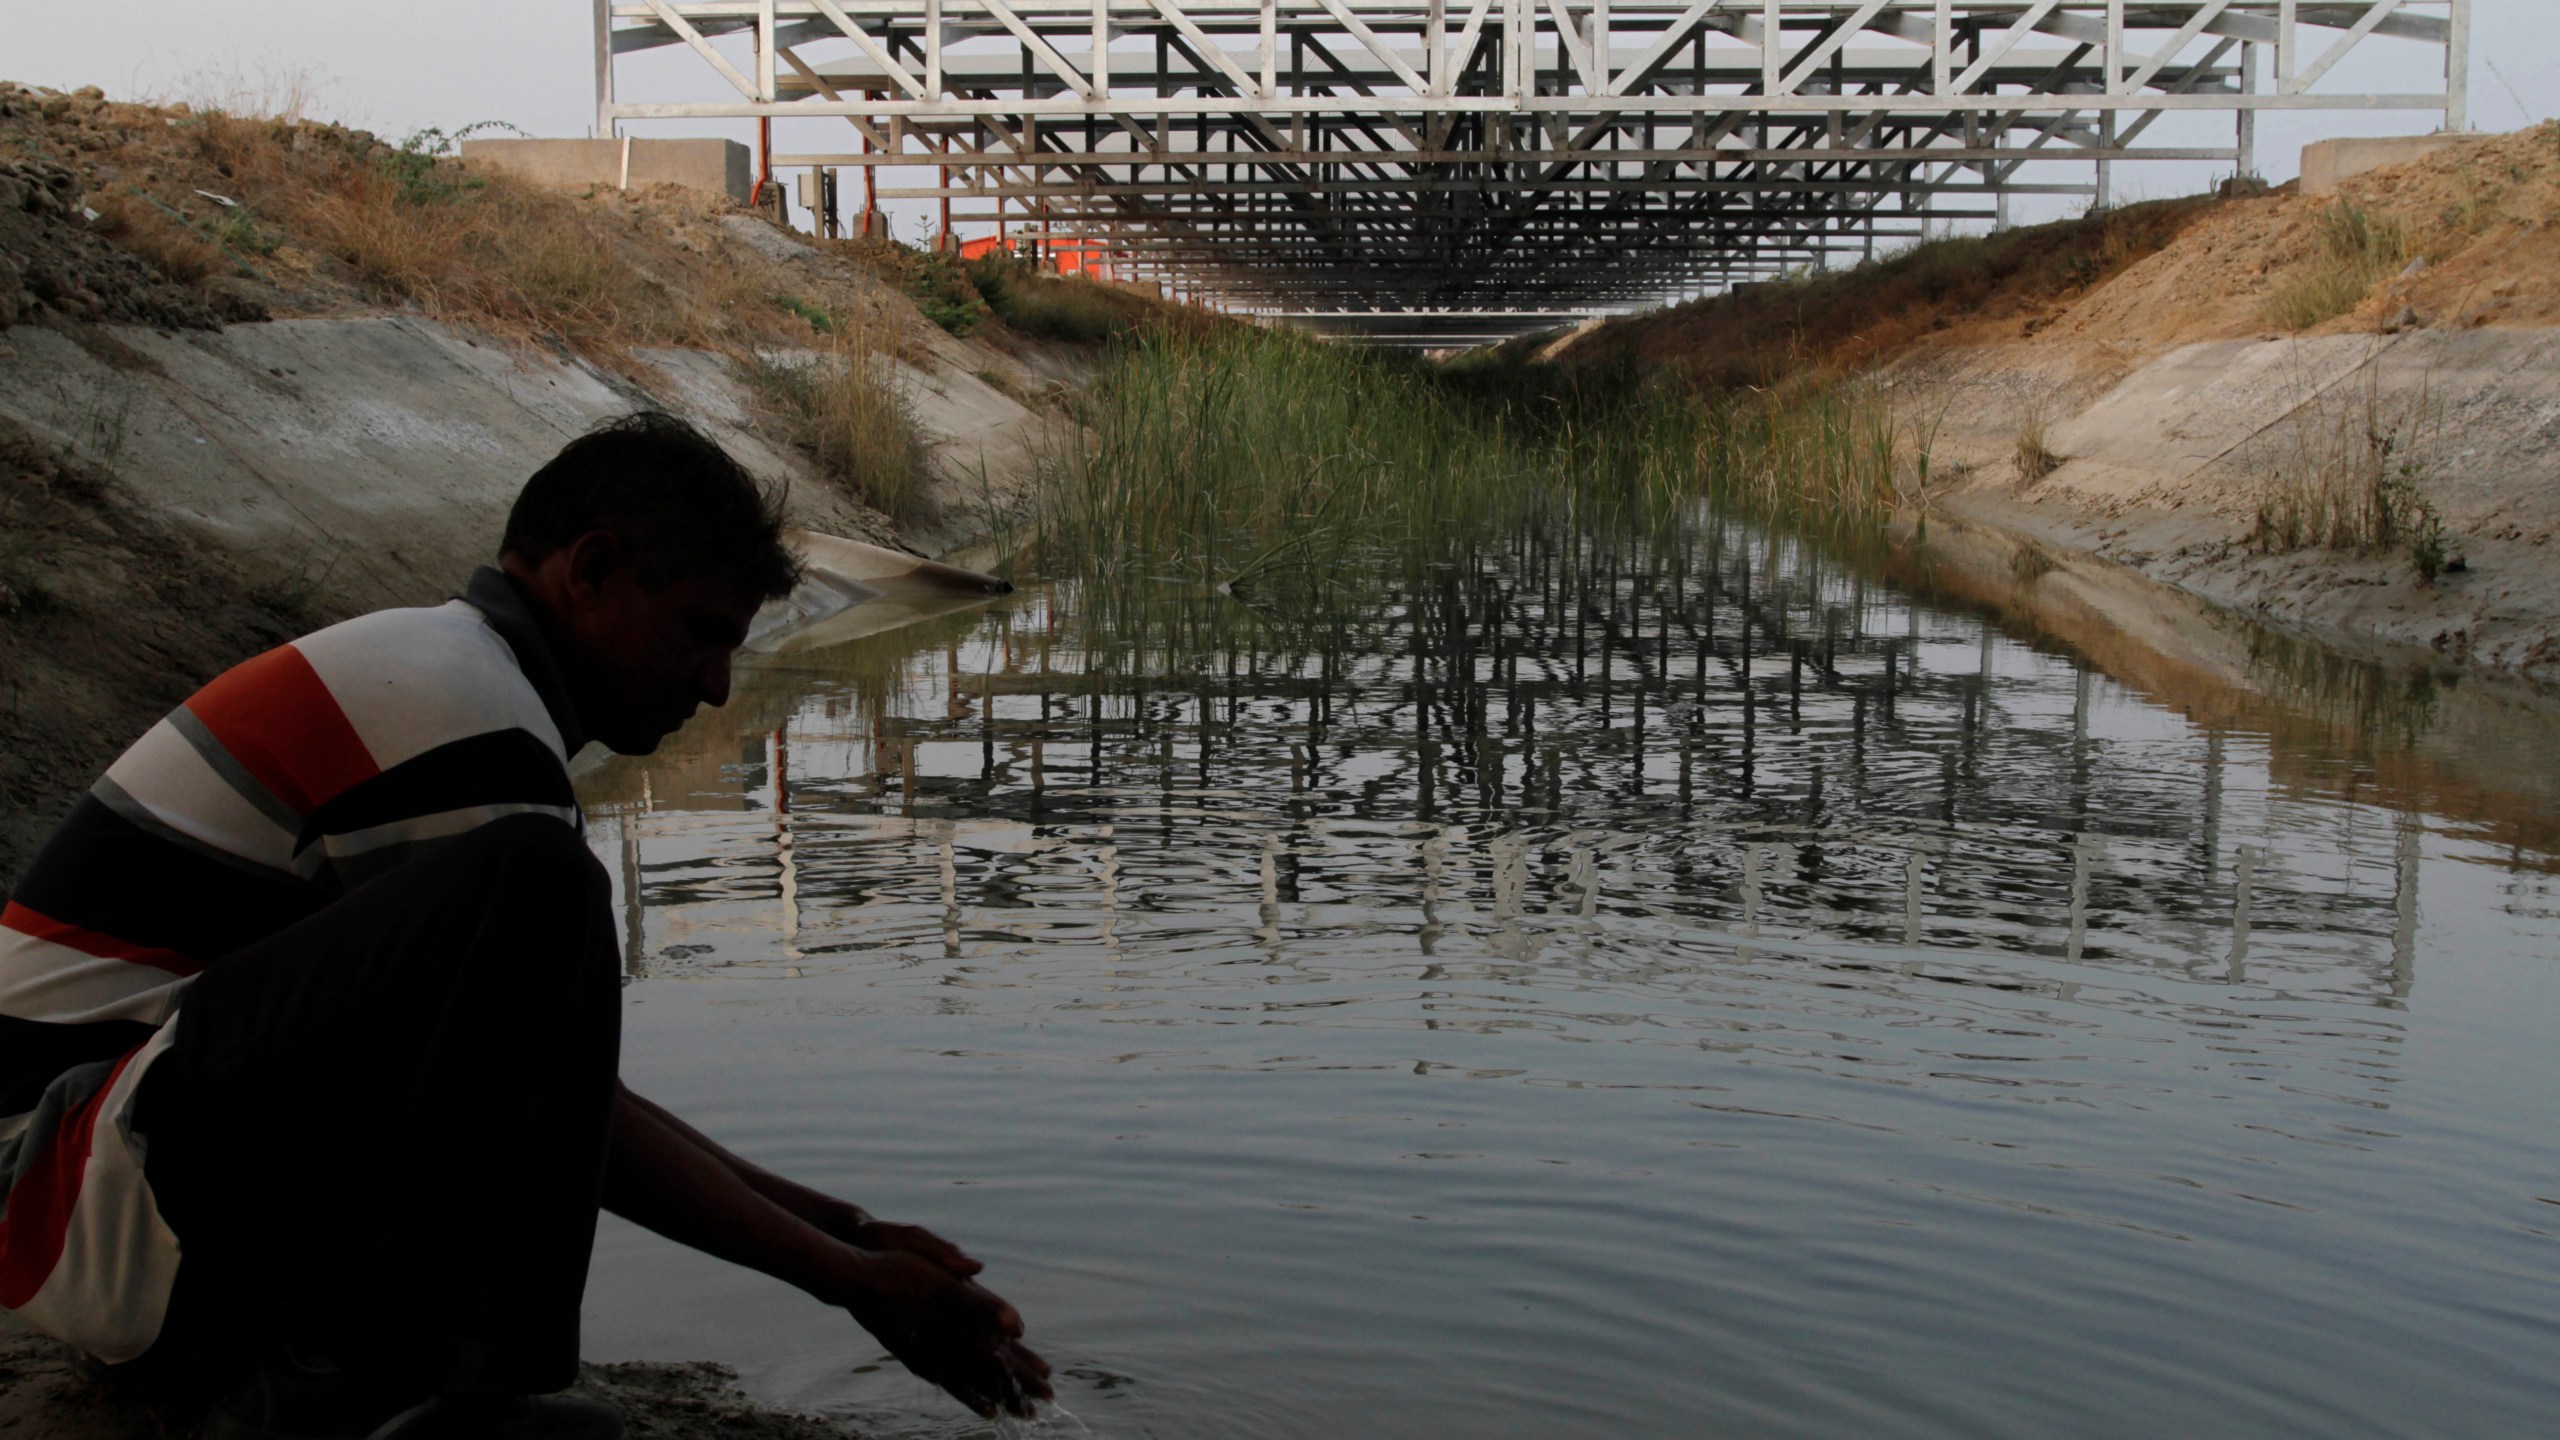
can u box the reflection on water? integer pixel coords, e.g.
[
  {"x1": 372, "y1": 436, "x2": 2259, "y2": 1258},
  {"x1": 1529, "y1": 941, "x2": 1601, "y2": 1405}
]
[{"x1": 580, "y1": 519, "x2": 2560, "y2": 1440}]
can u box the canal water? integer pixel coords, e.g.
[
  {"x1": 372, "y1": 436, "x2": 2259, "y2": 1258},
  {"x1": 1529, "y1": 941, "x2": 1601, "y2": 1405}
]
[{"x1": 576, "y1": 518, "x2": 2560, "y2": 1440}]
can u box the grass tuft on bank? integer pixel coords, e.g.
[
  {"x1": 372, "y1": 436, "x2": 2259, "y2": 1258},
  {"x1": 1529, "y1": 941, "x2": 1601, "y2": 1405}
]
[
  {"x1": 740, "y1": 325, "x2": 934, "y2": 526},
  {"x1": 2245, "y1": 368, "x2": 2451, "y2": 581},
  {"x1": 2261, "y1": 200, "x2": 2410, "y2": 331}
]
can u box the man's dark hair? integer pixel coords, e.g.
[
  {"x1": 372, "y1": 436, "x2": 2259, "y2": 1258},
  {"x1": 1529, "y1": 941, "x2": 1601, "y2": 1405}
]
[{"x1": 503, "y1": 412, "x2": 802, "y2": 600}]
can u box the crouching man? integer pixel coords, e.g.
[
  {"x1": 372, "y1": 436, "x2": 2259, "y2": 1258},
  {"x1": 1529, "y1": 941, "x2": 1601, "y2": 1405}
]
[{"x1": 0, "y1": 412, "x2": 1050, "y2": 1438}]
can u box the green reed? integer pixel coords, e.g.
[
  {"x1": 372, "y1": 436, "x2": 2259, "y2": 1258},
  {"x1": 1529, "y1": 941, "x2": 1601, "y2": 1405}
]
[{"x1": 1034, "y1": 323, "x2": 1909, "y2": 624}]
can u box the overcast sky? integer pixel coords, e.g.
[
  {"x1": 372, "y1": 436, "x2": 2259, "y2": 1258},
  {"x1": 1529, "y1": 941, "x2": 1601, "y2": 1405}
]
[{"x1": 11, "y1": 1, "x2": 2553, "y2": 253}]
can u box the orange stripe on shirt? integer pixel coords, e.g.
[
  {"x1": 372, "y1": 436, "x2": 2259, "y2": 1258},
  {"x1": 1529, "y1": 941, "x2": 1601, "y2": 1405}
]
[
  {"x1": 183, "y1": 644, "x2": 380, "y2": 815},
  {"x1": 0, "y1": 902, "x2": 202, "y2": 977},
  {"x1": 0, "y1": 1046, "x2": 138, "y2": 1309}
]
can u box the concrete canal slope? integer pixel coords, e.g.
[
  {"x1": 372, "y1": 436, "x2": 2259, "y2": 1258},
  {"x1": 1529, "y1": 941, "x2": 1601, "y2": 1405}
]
[
  {"x1": 0, "y1": 309, "x2": 1050, "y2": 894},
  {"x1": 1916, "y1": 325, "x2": 2560, "y2": 679},
  {"x1": 0, "y1": 313, "x2": 1046, "y2": 615},
  {"x1": 1566, "y1": 122, "x2": 2560, "y2": 690}
]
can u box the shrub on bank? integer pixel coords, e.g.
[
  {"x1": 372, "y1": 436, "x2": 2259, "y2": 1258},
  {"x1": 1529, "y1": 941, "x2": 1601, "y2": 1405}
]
[{"x1": 968, "y1": 255, "x2": 1154, "y2": 343}]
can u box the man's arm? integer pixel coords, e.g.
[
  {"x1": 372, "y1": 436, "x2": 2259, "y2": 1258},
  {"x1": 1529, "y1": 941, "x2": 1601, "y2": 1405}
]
[
  {"x1": 603, "y1": 1086, "x2": 1052, "y2": 1418},
  {"x1": 616, "y1": 1087, "x2": 982, "y2": 1276}
]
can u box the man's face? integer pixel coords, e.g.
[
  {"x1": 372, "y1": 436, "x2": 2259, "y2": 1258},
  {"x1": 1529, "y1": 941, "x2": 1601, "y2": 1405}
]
[{"x1": 548, "y1": 536, "x2": 767, "y2": 755}]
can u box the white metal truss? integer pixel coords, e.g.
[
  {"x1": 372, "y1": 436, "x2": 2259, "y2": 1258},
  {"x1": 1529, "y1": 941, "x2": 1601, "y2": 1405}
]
[{"x1": 597, "y1": 1, "x2": 2469, "y2": 342}]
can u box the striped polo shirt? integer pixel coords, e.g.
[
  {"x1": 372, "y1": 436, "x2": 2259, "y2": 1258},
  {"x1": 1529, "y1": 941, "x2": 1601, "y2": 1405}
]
[{"x1": 0, "y1": 567, "x2": 587, "y2": 1361}]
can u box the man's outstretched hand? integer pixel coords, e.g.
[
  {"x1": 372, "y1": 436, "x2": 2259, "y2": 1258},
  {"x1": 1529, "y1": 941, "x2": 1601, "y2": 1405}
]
[
  {"x1": 604, "y1": 1091, "x2": 1050, "y2": 1420},
  {"x1": 838, "y1": 1249, "x2": 1054, "y2": 1419},
  {"x1": 810, "y1": 1205, "x2": 987, "y2": 1281}
]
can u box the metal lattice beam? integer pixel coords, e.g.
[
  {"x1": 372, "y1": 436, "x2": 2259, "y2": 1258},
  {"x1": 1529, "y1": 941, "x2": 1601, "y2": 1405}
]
[{"x1": 597, "y1": 1, "x2": 2468, "y2": 340}]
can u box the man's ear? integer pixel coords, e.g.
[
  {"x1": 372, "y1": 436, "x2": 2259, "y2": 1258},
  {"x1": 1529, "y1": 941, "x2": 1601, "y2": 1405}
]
[{"x1": 563, "y1": 530, "x2": 628, "y2": 601}]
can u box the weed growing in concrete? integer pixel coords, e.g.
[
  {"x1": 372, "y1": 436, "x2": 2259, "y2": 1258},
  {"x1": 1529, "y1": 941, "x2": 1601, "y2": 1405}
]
[
  {"x1": 58, "y1": 378, "x2": 136, "y2": 475},
  {"x1": 2261, "y1": 200, "x2": 2409, "y2": 331},
  {"x1": 2247, "y1": 368, "x2": 2450, "y2": 580},
  {"x1": 2403, "y1": 497, "x2": 2451, "y2": 583},
  {"x1": 2013, "y1": 407, "x2": 2064, "y2": 481}
]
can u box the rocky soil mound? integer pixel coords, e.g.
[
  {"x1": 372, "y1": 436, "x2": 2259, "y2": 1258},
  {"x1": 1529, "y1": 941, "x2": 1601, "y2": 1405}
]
[{"x1": 0, "y1": 154, "x2": 254, "y2": 332}]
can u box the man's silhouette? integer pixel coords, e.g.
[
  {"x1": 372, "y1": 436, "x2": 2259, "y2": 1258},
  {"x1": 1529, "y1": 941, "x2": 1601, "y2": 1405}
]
[{"x1": 0, "y1": 412, "x2": 1050, "y2": 1439}]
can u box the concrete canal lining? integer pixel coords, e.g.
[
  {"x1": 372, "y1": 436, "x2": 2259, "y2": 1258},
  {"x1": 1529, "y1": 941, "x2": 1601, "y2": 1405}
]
[{"x1": 0, "y1": 315, "x2": 1046, "y2": 619}]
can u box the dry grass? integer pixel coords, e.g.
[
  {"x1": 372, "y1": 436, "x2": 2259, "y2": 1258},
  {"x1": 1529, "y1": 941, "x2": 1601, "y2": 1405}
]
[
  {"x1": 177, "y1": 112, "x2": 797, "y2": 360},
  {"x1": 2014, "y1": 406, "x2": 2064, "y2": 481},
  {"x1": 740, "y1": 321, "x2": 933, "y2": 525},
  {"x1": 85, "y1": 191, "x2": 225, "y2": 285},
  {"x1": 1563, "y1": 199, "x2": 2211, "y2": 390},
  {"x1": 2261, "y1": 200, "x2": 2410, "y2": 332}
]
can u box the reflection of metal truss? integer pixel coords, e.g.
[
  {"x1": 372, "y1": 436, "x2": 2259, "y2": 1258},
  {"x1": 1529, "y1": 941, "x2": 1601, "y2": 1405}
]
[{"x1": 598, "y1": 2, "x2": 2469, "y2": 342}]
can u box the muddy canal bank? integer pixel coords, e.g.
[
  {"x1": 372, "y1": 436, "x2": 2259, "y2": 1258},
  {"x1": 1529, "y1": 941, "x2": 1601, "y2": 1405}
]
[{"x1": 0, "y1": 1320, "x2": 872, "y2": 1440}]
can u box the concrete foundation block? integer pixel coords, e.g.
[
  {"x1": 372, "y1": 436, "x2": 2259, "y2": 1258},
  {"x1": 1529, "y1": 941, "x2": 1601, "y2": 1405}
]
[
  {"x1": 2300, "y1": 133, "x2": 2492, "y2": 196},
  {"x1": 458, "y1": 138, "x2": 751, "y2": 205}
]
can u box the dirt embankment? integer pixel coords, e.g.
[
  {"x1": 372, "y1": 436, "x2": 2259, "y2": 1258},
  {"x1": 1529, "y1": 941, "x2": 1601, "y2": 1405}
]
[
  {"x1": 0, "y1": 80, "x2": 1136, "y2": 898},
  {"x1": 1561, "y1": 122, "x2": 2560, "y2": 688}
]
